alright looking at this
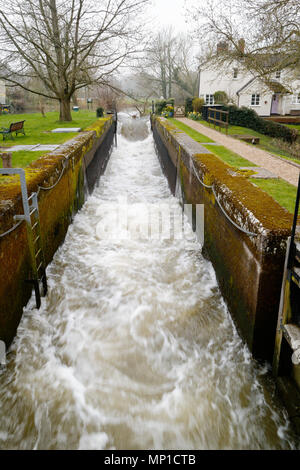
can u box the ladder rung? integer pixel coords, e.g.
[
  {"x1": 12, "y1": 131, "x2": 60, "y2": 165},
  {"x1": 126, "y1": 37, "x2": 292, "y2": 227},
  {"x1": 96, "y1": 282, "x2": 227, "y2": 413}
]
[
  {"x1": 30, "y1": 208, "x2": 37, "y2": 217},
  {"x1": 37, "y1": 262, "x2": 43, "y2": 273},
  {"x1": 28, "y1": 193, "x2": 35, "y2": 202},
  {"x1": 35, "y1": 248, "x2": 42, "y2": 259},
  {"x1": 34, "y1": 235, "x2": 40, "y2": 245},
  {"x1": 32, "y1": 222, "x2": 39, "y2": 231}
]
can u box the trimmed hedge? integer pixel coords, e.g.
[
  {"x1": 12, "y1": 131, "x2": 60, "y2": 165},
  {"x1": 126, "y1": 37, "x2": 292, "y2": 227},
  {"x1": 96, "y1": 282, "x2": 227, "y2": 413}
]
[
  {"x1": 214, "y1": 90, "x2": 229, "y2": 104},
  {"x1": 185, "y1": 97, "x2": 195, "y2": 116},
  {"x1": 96, "y1": 107, "x2": 104, "y2": 117},
  {"x1": 222, "y1": 104, "x2": 298, "y2": 143},
  {"x1": 155, "y1": 99, "x2": 175, "y2": 115}
]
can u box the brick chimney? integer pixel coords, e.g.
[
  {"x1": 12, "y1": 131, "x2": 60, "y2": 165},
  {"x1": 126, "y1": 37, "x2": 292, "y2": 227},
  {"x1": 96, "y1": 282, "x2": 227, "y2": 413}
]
[
  {"x1": 217, "y1": 41, "x2": 228, "y2": 54},
  {"x1": 238, "y1": 38, "x2": 245, "y2": 54}
]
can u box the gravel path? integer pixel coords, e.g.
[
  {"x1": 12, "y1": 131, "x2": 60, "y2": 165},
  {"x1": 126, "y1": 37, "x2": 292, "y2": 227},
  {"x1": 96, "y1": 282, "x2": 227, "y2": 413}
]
[{"x1": 178, "y1": 118, "x2": 300, "y2": 187}]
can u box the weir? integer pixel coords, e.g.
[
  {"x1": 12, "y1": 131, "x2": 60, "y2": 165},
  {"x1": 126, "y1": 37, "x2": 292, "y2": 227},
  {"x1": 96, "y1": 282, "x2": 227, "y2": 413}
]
[{"x1": 0, "y1": 114, "x2": 299, "y2": 449}]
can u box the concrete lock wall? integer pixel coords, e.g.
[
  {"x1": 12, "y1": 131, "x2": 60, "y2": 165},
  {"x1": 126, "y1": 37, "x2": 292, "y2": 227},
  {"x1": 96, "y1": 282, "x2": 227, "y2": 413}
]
[
  {"x1": 0, "y1": 117, "x2": 115, "y2": 347},
  {"x1": 152, "y1": 116, "x2": 294, "y2": 364}
]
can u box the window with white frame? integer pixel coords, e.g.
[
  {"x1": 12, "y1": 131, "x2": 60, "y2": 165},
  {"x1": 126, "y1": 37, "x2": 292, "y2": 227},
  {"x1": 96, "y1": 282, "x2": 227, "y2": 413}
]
[
  {"x1": 251, "y1": 94, "x2": 260, "y2": 106},
  {"x1": 205, "y1": 94, "x2": 214, "y2": 105},
  {"x1": 233, "y1": 68, "x2": 238, "y2": 79},
  {"x1": 293, "y1": 93, "x2": 300, "y2": 104}
]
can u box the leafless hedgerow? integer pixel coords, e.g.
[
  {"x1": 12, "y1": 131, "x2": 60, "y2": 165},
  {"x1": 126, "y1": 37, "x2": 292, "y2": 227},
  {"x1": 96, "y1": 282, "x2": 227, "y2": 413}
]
[
  {"x1": 272, "y1": 136, "x2": 300, "y2": 161},
  {"x1": 0, "y1": 0, "x2": 150, "y2": 121}
]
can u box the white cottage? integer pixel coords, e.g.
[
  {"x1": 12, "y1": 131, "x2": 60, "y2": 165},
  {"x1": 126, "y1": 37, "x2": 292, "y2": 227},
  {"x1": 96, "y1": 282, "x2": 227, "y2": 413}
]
[{"x1": 199, "y1": 51, "x2": 300, "y2": 117}]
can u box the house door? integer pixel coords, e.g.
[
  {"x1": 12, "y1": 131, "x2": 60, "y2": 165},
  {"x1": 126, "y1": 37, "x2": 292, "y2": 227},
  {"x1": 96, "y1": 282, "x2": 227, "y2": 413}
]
[{"x1": 271, "y1": 94, "x2": 280, "y2": 114}]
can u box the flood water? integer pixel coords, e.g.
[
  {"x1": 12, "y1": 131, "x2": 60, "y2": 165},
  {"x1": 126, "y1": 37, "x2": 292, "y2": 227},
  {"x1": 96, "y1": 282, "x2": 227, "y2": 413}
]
[{"x1": 0, "y1": 114, "x2": 298, "y2": 450}]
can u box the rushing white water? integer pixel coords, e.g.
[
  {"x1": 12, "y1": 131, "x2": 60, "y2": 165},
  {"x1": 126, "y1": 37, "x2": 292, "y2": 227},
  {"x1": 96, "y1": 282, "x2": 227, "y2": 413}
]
[{"x1": 0, "y1": 114, "x2": 298, "y2": 450}]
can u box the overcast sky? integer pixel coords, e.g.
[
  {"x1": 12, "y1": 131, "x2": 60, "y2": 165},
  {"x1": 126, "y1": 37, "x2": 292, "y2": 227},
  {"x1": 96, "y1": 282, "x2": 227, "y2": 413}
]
[{"x1": 150, "y1": 0, "x2": 189, "y2": 33}]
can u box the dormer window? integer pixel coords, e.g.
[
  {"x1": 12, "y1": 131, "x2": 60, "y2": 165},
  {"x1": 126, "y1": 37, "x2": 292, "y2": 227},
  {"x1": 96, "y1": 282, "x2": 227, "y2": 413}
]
[
  {"x1": 275, "y1": 71, "x2": 281, "y2": 79},
  {"x1": 233, "y1": 68, "x2": 238, "y2": 79}
]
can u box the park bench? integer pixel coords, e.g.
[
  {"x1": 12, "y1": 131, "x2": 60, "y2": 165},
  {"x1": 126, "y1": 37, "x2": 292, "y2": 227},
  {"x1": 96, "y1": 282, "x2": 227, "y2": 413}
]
[{"x1": 0, "y1": 120, "x2": 26, "y2": 141}]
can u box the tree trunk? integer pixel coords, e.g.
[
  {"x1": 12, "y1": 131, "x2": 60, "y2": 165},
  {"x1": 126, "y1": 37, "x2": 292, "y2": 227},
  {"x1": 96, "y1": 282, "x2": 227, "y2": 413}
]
[
  {"x1": 59, "y1": 97, "x2": 72, "y2": 121},
  {"x1": 72, "y1": 92, "x2": 79, "y2": 106}
]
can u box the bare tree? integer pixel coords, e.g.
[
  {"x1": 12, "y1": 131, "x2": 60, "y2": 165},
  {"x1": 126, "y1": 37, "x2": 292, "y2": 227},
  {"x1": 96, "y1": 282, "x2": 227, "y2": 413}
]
[
  {"x1": 140, "y1": 29, "x2": 199, "y2": 100},
  {"x1": 172, "y1": 36, "x2": 199, "y2": 97},
  {"x1": 0, "y1": 0, "x2": 149, "y2": 121},
  {"x1": 188, "y1": 0, "x2": 300, "y2": 84},
  {"x1": 140, "y1": 28, "x2": 177, "y2": 99}
]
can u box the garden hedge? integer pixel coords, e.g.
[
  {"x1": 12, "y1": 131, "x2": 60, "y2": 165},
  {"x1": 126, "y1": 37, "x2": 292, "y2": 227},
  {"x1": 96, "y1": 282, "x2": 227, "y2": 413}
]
[
  {"x1": 222, "y1": 104, "x2": 297, "y2": 143},
  {"x1": 185, "y1": 97, "x2": 195, "y2": 116}
]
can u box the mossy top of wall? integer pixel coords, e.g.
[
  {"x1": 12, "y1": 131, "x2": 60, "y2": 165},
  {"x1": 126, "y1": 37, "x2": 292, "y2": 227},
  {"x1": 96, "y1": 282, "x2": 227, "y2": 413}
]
[
  {"x1": 155, "y1": 116, "x2": 293, "y2": 237},
  {"x1": 0, "y1": 117, "x2": 112, "y2": 233},
  {"x1": 85, "y1": 117, "x2": 112, "y2": 137},
  {"x1": 155, "y1": 116, "x2": 184, "y2": 138}
]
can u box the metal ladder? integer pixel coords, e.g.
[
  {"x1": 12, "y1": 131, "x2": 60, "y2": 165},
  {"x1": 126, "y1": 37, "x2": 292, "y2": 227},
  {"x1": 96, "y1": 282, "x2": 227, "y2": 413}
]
[
  {"x1": 0, "y1": 168, "x2": 47, "y2": 309},
  {"x1": 273, "y1": 173, "x2": 300, "y2": 376}
]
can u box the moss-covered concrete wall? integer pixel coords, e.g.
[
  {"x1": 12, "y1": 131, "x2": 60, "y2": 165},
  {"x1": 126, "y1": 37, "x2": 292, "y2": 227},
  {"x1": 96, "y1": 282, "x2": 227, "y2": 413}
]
[
  {"x1": 153, "y1": 116, "x2": 293, "y2": 364},
  {"x1": 0, "y1": 117, "x2": 114, "y2": 347}
]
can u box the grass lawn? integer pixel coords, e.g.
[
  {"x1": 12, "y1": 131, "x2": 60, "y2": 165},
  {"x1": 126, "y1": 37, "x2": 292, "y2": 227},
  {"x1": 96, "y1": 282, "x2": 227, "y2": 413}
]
[
  {"x1": 169, "y1": 117, "x2": 298, "y2": 214},
  {"x1": 202, "y1": 144, "x2": 256, "y2": 168},
  {"x1": 168, "y1": 118, "x2": 215, "y2": 143},
  {"x1": 0, "y1": 110, "x2": 100, "y2": 167},
  {"x1": 170, "y1": 118, "x2": 256, "y2": 167},
  {"x1": 283, "y1": 124, "x2": 300, "y2": 131},
  {"x1": 0, "y1": 151, "x2": 47, "y2": 168},
  {"x1": 197, "y1": 118, "x2": 300, "y2": 165},
  {"x1": 250, "y1": 178, "x2": 297, "y2": 214}
]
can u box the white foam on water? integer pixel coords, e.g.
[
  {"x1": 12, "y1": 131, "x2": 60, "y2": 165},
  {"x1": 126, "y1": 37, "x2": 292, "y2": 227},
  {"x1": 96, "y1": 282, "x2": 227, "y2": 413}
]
[{"x1": 0, "y1": 116, "x2": 298, "y2": 450}]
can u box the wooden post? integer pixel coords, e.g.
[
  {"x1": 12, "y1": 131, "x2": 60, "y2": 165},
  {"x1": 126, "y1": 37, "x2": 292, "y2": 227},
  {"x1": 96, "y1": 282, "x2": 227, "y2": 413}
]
[{"x1": 0, "y1": 152, "x2": 12, "y2": 168}]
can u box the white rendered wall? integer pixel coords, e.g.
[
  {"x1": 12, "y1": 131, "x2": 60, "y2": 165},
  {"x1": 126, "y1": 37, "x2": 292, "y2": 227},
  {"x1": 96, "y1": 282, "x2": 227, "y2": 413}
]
[
  {"x1": 238, "y1": 92, "x2": 273, "y2": 116},
  {"x1": 199, "y1": 67, "x2": 253, "y2": 104}
]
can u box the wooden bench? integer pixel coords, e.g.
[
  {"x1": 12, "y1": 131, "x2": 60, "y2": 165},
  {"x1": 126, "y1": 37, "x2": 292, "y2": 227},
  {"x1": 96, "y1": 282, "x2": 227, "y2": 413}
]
[
  {"x1": 0, "y1": 121, "x2": 26, "y2": 141},
  {"x1": 232, "y1": 134, "x2": 260, "y2": 145}
]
